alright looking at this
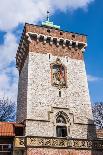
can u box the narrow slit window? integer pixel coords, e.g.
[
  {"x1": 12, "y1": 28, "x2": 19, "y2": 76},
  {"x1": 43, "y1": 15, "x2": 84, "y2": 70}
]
[
  {"x1": 59, "y1": 90, "x2": 61, "y2": 97},
  {"x1": 49, "y1": 54, "x2": 50, "y2": 59}
]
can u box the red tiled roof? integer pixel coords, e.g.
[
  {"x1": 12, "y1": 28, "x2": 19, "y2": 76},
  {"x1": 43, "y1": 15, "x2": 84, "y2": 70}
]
[{"x1": 0, "y1": 122, "x2": 15, "y2": 136}]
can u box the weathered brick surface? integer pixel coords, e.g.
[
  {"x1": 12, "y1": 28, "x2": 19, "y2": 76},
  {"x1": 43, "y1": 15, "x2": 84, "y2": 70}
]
[
  {"x1": 27, "y1": 148, "x2": 103, "y2": 155},
  {"x1": 25, "y1": 24, "x2": 87, "y2": 43},
  {"x1": 16, "y1": 24, "x2": 86, "y2": 72},
  {"x1": 29, "y1": 41, "x2": 83, "y2": 60}
]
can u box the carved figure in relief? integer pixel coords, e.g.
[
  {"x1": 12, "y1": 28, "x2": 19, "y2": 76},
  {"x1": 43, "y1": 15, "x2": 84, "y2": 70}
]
[{"x1": 51, "y1": 58, "x2": 66, "y2": 88}]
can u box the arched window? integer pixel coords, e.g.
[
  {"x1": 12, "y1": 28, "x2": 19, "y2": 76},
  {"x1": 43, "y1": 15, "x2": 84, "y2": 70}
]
[
  {"x1": 56, "y1": 114, "x2": 67, "y2": 137},
  {"x1": 56, "y1": 115, "x2": 66, "y2": 124}
]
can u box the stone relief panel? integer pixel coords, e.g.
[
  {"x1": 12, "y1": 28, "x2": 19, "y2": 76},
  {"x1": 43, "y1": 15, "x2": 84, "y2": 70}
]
[
  {"x1": 14, "y1": 137, "x2": 103, "y2": 151},
  {"x1": 50, "y1": 58, "x2": 67, "y2": 88}
]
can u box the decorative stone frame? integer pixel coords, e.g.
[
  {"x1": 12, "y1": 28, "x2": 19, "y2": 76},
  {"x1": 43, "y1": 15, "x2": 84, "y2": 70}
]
[
  {"x1": 54, "y1": 111, "x2": 70, "y2": 138},
  {"x1": 50, "y1": 58, "x2": 67, "y2": 89},
  {"x1": 14, "y1": 136, "x2": 103, "y2": 150}
]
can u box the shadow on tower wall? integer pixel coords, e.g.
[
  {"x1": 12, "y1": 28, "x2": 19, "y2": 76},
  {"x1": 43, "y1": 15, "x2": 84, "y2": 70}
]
[
  {"x1": 87, "y1": 119, "x2": 103, "y2": 155},
  {"x1": 87, "y1": 119, "x2": 97, "y2": 140}
]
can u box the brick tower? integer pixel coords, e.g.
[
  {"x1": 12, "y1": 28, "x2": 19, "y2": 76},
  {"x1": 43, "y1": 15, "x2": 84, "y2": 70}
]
[{"x1": 15, "y1": 19, "x2": 98, "y2": 155}]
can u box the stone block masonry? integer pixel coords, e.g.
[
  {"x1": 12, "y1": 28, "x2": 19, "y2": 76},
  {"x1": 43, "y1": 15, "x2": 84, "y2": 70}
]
[
  {"x1": 14, "y1": 23, "x2": 103, "y2": 155},
  {"x1": 16, "y1": 23, "x2": 95, "y2": 141},
  {"x1": 17, "y1": 50, "x2": 95, "y2": 139},
  {"x1": 27, "y1": 148, "x2": 103, "y2": 155},
  {"x1": 14, "y1": 136, "x2": 103, "y2": 155}
]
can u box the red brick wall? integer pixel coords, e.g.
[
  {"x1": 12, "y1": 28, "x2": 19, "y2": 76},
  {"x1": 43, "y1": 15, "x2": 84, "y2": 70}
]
[
  {"x1": 27, "y1": 148, "x2": 103, "y2": 155},
  {"x1": 26, "y1": 23, "x2": 84, "y2": 60},
  {"x1": 29, "y1": 41, "x2": 83, "y2": 60},
  {"x1": 25, "y1": 24, "x2": 87, "y2": 43}
]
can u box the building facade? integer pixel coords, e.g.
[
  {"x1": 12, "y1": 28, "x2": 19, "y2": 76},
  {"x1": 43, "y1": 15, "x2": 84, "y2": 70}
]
[
  {"x1": 0, "y1": 122, "x2": 24, "y2": 155},
  {"x1": 14, "y1": 22, "x2": 103, "y2": 155}
]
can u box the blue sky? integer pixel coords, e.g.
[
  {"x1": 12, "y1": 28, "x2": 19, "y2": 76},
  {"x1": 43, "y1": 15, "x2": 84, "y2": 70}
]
[
  {"x1": 0, "y1": 0, "x2": 102, "y2": 103},
  {"x1": 52, "y1": 0, "x2": 103, "y2": 103}
]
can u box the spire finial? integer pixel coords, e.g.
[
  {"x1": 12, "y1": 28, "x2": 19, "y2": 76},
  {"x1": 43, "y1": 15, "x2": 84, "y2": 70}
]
[
  {"x1": 47, "y1": 11, "x2": 50, "y2": 22},
  {"x1": 42, "y1": 11, "x2": 60, "y2": 29}
]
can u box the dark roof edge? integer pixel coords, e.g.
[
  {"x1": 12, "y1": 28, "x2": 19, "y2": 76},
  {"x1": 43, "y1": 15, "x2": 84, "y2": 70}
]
[{"x1": 25, "y1": 23, "x2": 88, "y2": 36}]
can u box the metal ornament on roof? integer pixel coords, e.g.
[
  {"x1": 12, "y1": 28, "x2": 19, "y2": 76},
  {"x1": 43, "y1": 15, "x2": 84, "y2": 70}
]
[{"x1": 42, "y1": 11, "x2": 60, "y2": 29}]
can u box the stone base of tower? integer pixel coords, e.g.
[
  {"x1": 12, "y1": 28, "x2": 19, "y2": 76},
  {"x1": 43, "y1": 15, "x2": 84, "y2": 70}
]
[
  {"x1": 14, "y1": 136, "x2": 103, "y2": 155},
  {"x1": 13, "y1": 148, "x2": 103, "y2": 155},
  {"x1": 27, "y1": 148, "x2": 103, "y2": 155}
]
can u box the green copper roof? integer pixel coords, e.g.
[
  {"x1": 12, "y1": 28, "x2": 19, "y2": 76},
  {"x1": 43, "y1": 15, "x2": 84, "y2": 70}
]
[
  {"x1": 42, "y1": 21, "x2": 60, "y2": 29},
  {"x1": 42, "y1": 11, "x2": 60, "y2": 29}
]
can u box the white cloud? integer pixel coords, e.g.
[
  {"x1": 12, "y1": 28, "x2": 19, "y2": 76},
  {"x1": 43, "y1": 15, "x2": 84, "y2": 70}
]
[
  {"x1": 0, "y1": 32, "x2": 18, "y2": 101},
  {"x1": 0, "y1": 0, "x2": 94, "y2": 31},
  {"x1": 0, "y1": 32, "x2": 18, "y2": 69},
  {"x1": 51, "y1": 0, "x2": 94, "y2": 11},
  {"x1": 0, "y1": 0, "x2": 94, "y2": 101},
  {"x1": 87, "y1": 75, "x2": 103, "y2": 82},
  {"x1": 0, "y1": 66, "x2": 18, "y2": 102}
]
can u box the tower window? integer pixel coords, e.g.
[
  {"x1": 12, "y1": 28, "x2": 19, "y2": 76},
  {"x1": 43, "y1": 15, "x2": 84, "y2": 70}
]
[
  {"x1": 49, "y1": 54, "x2": 50, "y2": 59},
  {"x1": 56, "y1": 126, "x2": 67, "y2": 137},
  {"x1": 60, "y1": 32, "x2": 63, "y2": 35},
  {"x1": 59, "y1": 90, "x2": 61, "y2": 97},
  {"x1": 56, "y1": 115, "x2": 66, "y2": 124},
  {"x1": 56, "y1": 114, "x2": 67, "y2": 138},
  {"x1": 47, "y1": 29, "x2": 51, "y2": 33},
  {"x1": 72, "y1": 34, "x2": 75, "y2": 38}
]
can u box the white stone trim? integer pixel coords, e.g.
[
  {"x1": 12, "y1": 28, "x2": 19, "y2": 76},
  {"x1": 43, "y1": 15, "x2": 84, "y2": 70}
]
[
  {"x1": 26, "y1": 32, "x2": 87, "y2": 51},
  {"x1": 69, "y1": 40, "x2": 73, "y2": 46},
  {"x1": 44, "y1": 35, "x2": 47, "y2": 44},
  {"x1": 26, "y1": 32, "x2": 32, "y2": 42},
  {"x1": 76, "y1": 41, "x2": 79, "y2": 46},
  {"x1": 37, "y1": 34, "x2": 40, "y2": 42},
  {"x1": 57, "y1": 38, "x2": 60, "y2": 47},
  {"x1": 50, "y1": 37, "x2": 53, "y2": 45},
  {"x1": 63, "y1": 39, "x2": 66, "y2": 47}
]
